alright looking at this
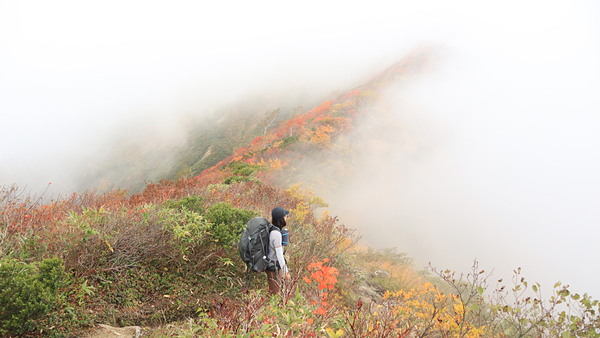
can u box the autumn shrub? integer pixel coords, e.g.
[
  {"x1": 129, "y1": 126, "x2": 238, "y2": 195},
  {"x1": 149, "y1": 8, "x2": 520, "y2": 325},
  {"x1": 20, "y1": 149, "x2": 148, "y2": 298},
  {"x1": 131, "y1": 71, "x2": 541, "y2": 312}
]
[
  {"x1": 0, "y1": 257, "x2": 66, "y2": 336},
  {"x1": 162, "y1": 195, "x2": 204, "y2": 214},
  {"x1": 485, "y1": 271, "x2": 600, "y2": 337},
  {"x1": 186, "y1": 257, "x2": 347, "y2": 337},
  {"x1": 158, "y1": 204, "x2": 211, "y2": 262},
  {"x1": 428, "y1": 262, "x2": 600, "y2": 337},
  {"x1": 1, "y1": 185, "x2": 43, "y2": 257},
  {"x1": 303, "y1": 258, "x2": 340, "y2": 317},
  {"x1": 172, "y1": 289, "x2": 321, "y2": 337},
  {"x1": 82, "y1": 264, "x2": 215, "y2": 328},
  {"x1": 61, "y1": 206, "x2": 157, "y2": 272},
  {"x1": 60, "y1": 203, "x2": 209, "y2": 273},
  {"x1": 289, "y1": 212, "x2": 355, "y2": 272},
  {"x1": 202, "y1": 181, "x2": 297, "y2": 216},
  {"x1": 353, "y1": 247, "x2": 425, "y2": 292}
]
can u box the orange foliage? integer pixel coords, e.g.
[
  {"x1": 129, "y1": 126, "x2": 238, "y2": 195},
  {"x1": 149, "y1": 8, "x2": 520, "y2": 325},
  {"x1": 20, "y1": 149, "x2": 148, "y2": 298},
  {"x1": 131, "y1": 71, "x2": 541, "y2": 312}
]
[
  {"x1": 310, "y1": 125, "x2": 335, "y2": 145},
  {"x1": 315, "y1": 307, "x2": 327, "y2": 316},
  {"x1": 268, "y1": 158, "x2": 285, "y2": 170},
  {"x1": 305, "y1": 258, "x2": 339, "y2": 316},
  {"x1": 306, "y1": 258, "x2": 338, "y2": 290},
  {"x1": 343, "y1": 90, "x2": 362, "y2": 98},
  {"x1": 307, "y1": 100, "x2": 332, "y2": 119},
  {"x1": 250, "y1": 136, "x2": 263, "y2": 146}
]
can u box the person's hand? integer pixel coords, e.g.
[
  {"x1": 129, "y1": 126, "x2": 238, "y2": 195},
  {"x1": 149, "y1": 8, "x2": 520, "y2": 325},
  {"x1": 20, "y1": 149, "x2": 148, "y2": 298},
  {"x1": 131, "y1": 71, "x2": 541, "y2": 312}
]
[{"x1": 279, "y1": 270, "x2": 291, "y2": 280}]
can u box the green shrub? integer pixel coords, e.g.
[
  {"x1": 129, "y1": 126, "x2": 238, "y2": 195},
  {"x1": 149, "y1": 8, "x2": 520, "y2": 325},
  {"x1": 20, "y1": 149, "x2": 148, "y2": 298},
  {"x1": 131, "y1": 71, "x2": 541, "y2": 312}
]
[
  {"x1": 223, "y1": 175, "x2": 256, "y2": 185},
  {"x1": 160, "y1": 207, "x2": 209, "y2": 257},
  {"x1": 280, "y1": 135, "x2": 300, "y2": 148},
  {"x1": 38, "y1": 257, "x2": 67, "y2": 291},
  {"x1": 223, "y1": 163, "x2": 261, "y2": 185},
  {"x1": 0, "y1": 258, "x2": 66, "y2": 335},
  {"x1": 231, "y1": 164, "x2": 255, "y2": 177},
  {"x1": 205, "y1": 203, "x2": 259, "y2": 248}
]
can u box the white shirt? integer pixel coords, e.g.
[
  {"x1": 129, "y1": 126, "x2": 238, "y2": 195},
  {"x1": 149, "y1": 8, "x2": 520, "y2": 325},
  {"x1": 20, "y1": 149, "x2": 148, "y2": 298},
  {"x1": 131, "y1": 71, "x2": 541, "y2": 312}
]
[{"x1": 268, "y1": 229, "x2": 288, "y2": 273}]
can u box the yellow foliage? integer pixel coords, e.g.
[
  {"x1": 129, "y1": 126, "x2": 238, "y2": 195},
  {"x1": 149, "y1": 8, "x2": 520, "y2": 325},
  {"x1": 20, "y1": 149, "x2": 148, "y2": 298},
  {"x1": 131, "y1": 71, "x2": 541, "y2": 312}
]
[
  {"x1": 359, "y1": 89, "x2": 378, "y2": 97},
  {"x1": 355, "y1": 249, "x2": 424, "y2": 291},
  {"x1": 310, "y1": 125, "x2": 336, "y2": 144},
  {"x1": 285, "y1": 184, "x2": 329, "y2": 224},
  {"x1": 287, "y1": 184, "x2": 328, "y2": 209},
  {"x1": 381, "y1": 283, "x2": 487, "y2": 337},
  {"x1": 325, "y1": 327, "x2": 344, "y2": 338},
  {"x1": 286, "y1": 183, "x2": 303, "y2": 197},
  {"x1": 289, "y1": 202, "x2": 310, "y2": 224},
  {"x1": 337, "y1": 237, "x2": 353, "y2": 253},
  {"x1": 268, "y1": 158, "x2": 285, "y2": 169},
  {"x1": 286, "y1": 184, "x2": 311, "y2": 222},
  {"x1": 380, "y1": 261, "x2": 393, "y2": 271},
  {"x1": 348, "y1": 243, "x2": 369, "y2": 254}
]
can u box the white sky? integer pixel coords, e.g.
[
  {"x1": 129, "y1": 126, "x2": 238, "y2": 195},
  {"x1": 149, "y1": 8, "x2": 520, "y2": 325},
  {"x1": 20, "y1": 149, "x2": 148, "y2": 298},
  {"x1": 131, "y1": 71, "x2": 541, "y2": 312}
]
[{"x1": 1, "y1": 0, "x2": 600, "y2": 297}]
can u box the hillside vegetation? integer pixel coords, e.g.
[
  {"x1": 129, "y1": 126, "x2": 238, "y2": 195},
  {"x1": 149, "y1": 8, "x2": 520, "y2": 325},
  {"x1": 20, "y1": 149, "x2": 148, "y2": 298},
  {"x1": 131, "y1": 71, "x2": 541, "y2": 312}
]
[
  {"x1": 75, "y1": 91, "x2": 315, "y2": 194},
  {"x1": 1, "y1": 53, "x2": 599, "y2": 337}
]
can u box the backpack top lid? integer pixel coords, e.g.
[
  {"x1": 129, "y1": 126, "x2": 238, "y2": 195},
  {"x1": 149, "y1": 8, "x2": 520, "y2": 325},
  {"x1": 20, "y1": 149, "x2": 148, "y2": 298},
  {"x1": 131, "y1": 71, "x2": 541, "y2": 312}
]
[{"x1": 246, "y1": 217, "x2": 270, "y2": 233}]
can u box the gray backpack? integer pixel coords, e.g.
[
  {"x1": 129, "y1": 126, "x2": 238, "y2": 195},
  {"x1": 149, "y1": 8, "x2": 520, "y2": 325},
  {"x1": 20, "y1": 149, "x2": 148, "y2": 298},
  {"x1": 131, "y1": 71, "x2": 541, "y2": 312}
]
[{"x1": 238, "y1": 217, "x2": 279, "y2": 272}]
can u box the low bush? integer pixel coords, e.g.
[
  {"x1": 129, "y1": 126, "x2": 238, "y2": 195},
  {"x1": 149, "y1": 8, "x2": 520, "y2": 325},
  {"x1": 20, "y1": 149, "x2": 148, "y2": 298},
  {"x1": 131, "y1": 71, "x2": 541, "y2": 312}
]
[
  {"x1": 223, "y1": 162, "x2": 261, "y2": 185},
  {"x1": 159, "y1": 205, "x2": 209, "y2": 258},
  {"x1": 223, "y1": 175, "x2": 256, "y2": 185},
  {"x1": 155, "y1": 290, "x2": 320, "y2": 337},
  {"x1": 0, "y1": 257, "x2": 66, "y2": 336},
  {"x1": 63, "y1": 205, "x2": 173, "y2": 273},
  {"x1": 204, "y1": 202, "x2": 258, "y2": 248},
  {"x1": 163, "y1": 195, "x2": 204, "y2": 214}
]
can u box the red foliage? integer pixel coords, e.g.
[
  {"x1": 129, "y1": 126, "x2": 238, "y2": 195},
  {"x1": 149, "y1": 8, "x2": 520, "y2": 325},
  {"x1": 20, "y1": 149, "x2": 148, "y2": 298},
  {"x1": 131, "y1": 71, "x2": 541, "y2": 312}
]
[
  {"x1": 250, "y1": 136, "x2": 263, "y2": 147},
  {"x1": 307, "y1": 100, "x2": 332, "y2": 118}
]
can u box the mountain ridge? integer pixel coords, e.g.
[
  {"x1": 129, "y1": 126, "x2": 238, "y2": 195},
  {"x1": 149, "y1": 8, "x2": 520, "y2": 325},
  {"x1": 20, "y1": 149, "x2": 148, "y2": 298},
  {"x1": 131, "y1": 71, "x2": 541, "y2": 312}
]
[{"x1": 1, "y1": 50, "x2": 598, "y2": 337}]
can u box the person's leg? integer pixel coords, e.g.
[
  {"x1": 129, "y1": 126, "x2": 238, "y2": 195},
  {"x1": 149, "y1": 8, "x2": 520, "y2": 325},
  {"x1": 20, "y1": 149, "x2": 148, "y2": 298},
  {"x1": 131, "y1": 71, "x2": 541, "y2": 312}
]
[{"x1": 266, "y1": 269, "x2": 280, "y2": 294}]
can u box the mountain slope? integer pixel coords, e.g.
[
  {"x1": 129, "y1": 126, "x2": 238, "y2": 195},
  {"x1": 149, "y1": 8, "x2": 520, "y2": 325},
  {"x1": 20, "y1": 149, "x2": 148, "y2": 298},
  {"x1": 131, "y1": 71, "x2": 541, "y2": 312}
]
[
  {"x1": 131, "y1": 49, "x2": 433, "y2": 204},
  {"x1": 1, "y1": 51, "x2": 598, "y2": 337}
]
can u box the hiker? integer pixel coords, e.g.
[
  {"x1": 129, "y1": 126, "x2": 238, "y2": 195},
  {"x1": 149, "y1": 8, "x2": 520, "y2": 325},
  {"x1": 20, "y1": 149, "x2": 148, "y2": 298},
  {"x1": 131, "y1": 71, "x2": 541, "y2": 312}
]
[{"x1": 266, "y1": 206, "x2": 290, "y2": 294}]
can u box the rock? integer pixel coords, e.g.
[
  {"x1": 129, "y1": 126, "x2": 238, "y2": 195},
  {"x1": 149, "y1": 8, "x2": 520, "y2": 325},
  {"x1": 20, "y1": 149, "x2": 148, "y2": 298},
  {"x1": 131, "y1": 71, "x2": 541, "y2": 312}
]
[
  {"x1": 85, "y1": 324, "x2": 142, "y2": 338},
  {"x1": 358, "y1": 281, "x2": 387, "y2": 304},
  {"x1": 372, "y1": 270, "x2": 390, "y2": 278}
]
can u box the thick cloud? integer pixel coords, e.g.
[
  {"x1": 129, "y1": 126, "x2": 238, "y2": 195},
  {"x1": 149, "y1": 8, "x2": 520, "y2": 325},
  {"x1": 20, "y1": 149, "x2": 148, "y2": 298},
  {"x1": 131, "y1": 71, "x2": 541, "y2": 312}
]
[{"x1": 1, "y1": 0, "x2": 599, "y2": 297}]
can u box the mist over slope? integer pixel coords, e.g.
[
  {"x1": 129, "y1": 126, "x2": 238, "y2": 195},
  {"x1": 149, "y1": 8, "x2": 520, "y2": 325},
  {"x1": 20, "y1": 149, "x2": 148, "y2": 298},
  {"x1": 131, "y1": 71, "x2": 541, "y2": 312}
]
[
  {"x1": 310, "y1": 58, "x2": 600, "y2": 299},
  {"x1": 2, "y1": 0, "x2": 599, "y2": 302},
  {"x1": 310, "y1": 73, "x2": 600, "y2": 301},
  {"x1": 70, "y1": 94, "x2": 316, "y2": 193},
  {"x1": 2, "y1": 45, "x2": 600, "y2": 335}
]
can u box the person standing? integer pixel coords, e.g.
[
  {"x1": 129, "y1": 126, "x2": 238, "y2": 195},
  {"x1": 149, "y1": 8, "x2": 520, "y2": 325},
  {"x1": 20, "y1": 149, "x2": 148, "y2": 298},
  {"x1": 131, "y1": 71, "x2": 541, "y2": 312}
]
[{"x1": 266, "y1": 207, "x2": 290, "y2": 294}]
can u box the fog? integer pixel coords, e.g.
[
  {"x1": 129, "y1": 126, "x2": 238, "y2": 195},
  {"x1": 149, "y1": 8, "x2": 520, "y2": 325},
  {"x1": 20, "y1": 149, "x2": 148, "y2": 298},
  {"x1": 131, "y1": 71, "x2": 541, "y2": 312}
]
[
  {"x1": 0, "y1": 0, "x2": 410, "y2": 193},
  {"x1": 2, "y1": 1, "x2": 600, "y2": 297}
]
